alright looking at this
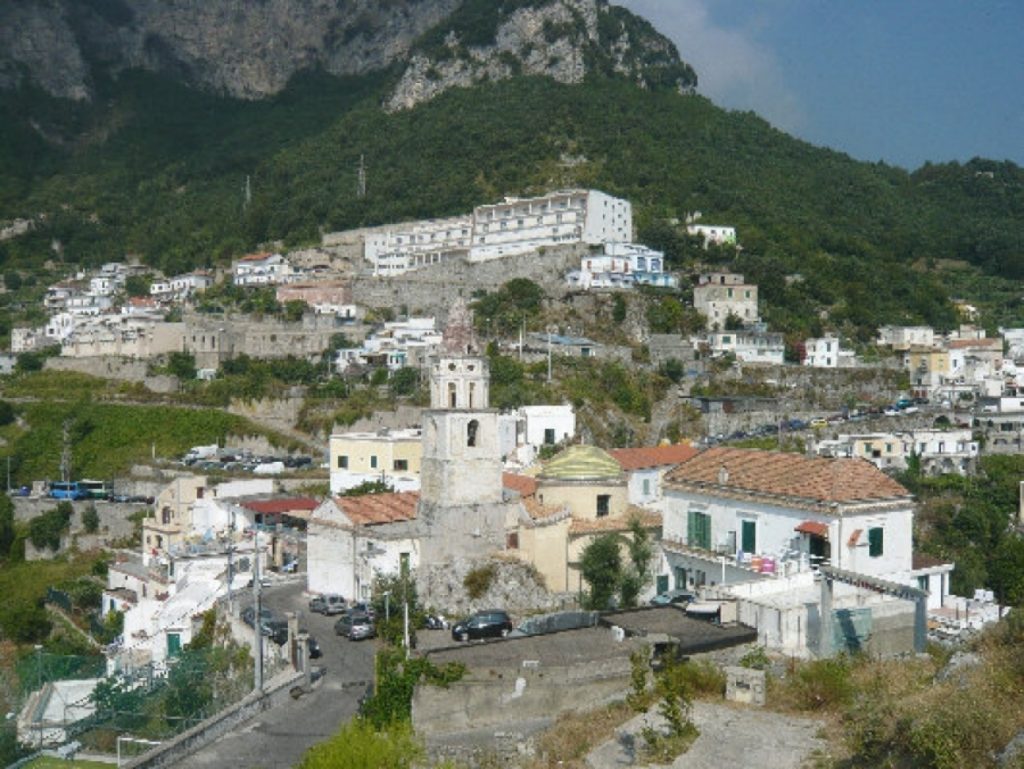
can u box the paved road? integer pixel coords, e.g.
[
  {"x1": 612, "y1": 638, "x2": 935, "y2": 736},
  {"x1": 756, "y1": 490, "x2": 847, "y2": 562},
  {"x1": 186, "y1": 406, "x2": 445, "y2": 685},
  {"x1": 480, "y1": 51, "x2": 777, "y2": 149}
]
[{"x1": 173, "y1": 581, "x2": 375, "y2": 769}]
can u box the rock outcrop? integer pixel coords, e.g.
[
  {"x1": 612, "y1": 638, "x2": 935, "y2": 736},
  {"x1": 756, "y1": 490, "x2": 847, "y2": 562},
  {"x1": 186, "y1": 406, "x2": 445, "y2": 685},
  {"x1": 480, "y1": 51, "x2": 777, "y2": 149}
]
[{"x1": 0, "y1": 0, "x2": 695, "y2": 108}]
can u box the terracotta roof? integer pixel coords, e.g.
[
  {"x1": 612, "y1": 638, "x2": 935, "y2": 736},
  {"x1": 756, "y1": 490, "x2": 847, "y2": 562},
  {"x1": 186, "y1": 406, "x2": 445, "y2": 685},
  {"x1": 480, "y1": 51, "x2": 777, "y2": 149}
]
[
  {"x1": 503, "y1": 472, "x2": 538, "y2": 497},
  {"x1": 947, "y1": 338, "x2": 1000, "y2": 349},
  {"x1": 242, "y1": 497, "x2": 319, "y2": 516},
  {"x1": 337, "y1": 491, "x2": 419, "y2": 526},
  {"x1": 239, "y1": 252, "x2": 274, "y2": 262},
  {"x1": 795, "y1": 520, "x2": 829, "y2": 538},
  {"x1": 569, "y1": 510, "x2": 661, "y2": 535},
  {"x1": 609, "y1": 444, "x2": 698, "y2": 471},
  {"x1": 522, "y1": 496, "x2": 568, "y2": 522},
  {"x1": 664, "y1": 447, "x2": 912, "y2": 507}
]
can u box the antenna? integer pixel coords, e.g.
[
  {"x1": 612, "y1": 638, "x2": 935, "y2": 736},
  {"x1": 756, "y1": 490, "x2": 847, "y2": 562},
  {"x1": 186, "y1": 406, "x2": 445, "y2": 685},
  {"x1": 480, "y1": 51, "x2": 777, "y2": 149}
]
[{"x1": 356, "y1": 154, "x2": 367, "y2": 198}]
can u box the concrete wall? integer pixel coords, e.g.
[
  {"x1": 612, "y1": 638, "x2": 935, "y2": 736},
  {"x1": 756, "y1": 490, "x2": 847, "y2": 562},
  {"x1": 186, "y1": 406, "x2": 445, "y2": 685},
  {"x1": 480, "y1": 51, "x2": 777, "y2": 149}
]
[
  {"x1": 44, "y1": 356, "x2": 179, "y2": 392},
  {"x1": 411, "y1": 657, "x2": 633, "y2": 735}
]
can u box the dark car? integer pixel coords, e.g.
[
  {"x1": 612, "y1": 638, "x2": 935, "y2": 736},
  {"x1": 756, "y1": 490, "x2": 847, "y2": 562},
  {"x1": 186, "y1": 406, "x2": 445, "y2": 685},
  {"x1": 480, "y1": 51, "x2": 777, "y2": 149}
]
[
  {"x1": 334, "y1": 612, "x2": 376, "y2": 641},
  {"x1": 451, "y1": 610, "x2": 513, "y2": 642},
  {"x1": 307, "y1": 635, "x2": 322, "y2": 658}
]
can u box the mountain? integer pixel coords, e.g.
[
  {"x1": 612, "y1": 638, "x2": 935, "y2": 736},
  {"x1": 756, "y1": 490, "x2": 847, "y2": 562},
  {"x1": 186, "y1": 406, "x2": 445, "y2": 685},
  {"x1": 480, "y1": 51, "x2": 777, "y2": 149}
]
[
  {"x1": 0, "y1": 0, "x2": 1022, "y2": 340},
  {"x1": 0, "y1": 0, "x2": 691, "y2": 106}
]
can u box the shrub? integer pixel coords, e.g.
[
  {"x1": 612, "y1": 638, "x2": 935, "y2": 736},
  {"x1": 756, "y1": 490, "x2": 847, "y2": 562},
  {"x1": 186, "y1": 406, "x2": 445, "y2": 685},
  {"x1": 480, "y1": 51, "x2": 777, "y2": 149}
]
[
  {"x1": 675, "y1": 659, "x2": 726, "y2": 697},
  {"x1": 296, "y1": 718, "x2": 424, "y2": 769},
  {"x1": 739, "y1": 645, "x2": 771, "y2": 671},
  {"x1": 784, "y1": 657, "x2": 854, "y2": 711},
  {"x1": 82, "y1": 504, "x2": 100, "y2": 533},
  {"x1": 463, "y1": 563, "x2": 497, "y2": 600}
]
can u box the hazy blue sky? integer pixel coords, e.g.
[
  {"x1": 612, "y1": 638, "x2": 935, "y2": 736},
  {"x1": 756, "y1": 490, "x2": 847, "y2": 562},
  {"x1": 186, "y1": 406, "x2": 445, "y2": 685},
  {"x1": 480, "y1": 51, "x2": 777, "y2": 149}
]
[{"x1": 614, "y1": 0, "x2": 1024, "y2": 170}]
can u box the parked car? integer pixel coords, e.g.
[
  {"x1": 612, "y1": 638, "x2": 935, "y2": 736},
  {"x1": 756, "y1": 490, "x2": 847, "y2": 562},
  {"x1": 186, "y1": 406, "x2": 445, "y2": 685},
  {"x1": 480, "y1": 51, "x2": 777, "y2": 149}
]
[
  {"x1": 334, "y1": 612, "x2": 376, "y2": 641},
  {"x1": 650, "y1": 589, "x2": 696, "y2": 607},
  {"x1": 451, "y1": 610, "x2": 513, "y2": 642},
  {"x1": 309, "y1": 594, "x2": 347, "y2": 615},
  {"x1": 348, "y1": 601, "x2": 375, "y2": 619}
]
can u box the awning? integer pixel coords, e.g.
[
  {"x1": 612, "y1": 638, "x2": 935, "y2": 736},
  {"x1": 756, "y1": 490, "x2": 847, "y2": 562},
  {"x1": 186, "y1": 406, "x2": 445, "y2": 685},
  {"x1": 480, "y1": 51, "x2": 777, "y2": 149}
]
[{"x1": 795, "y1": 520, "x2": 829, "y2": 538}]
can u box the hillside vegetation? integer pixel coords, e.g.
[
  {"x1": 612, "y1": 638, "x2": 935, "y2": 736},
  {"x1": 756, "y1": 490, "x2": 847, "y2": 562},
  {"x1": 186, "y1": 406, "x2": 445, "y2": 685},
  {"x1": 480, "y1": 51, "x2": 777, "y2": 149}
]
[{"x1": 1, "y1": 66, "x2": 1022, "y2": 337}]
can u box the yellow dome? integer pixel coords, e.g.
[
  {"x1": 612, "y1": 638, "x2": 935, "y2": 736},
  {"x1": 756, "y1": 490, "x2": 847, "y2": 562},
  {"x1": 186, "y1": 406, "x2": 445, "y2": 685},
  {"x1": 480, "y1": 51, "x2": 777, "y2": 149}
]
[{"x1": 540, "y1": 445, "x2": 623, "y2": 482}]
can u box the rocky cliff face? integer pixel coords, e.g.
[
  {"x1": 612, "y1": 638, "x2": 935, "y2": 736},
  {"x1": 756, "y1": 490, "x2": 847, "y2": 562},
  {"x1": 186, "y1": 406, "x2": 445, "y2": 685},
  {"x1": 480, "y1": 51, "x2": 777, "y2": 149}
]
[{"x1": 0, "y1": 0, "x2": 694, "y2": 107}]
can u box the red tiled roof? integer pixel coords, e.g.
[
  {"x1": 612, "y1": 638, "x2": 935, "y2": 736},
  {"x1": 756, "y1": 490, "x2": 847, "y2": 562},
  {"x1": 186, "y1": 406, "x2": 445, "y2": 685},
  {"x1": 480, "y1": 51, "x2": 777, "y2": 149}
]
[
  {"x1": 608, "y1": 443, "x2": 698, "y2": 471},
  {"x1": 947, "y1": 338, "x2": 1001, "y2": 349},
  {"x1": 240, "y1": 252, "x2": 274, "y2": 262},
  {"x1": 337, "y1": 491, "x2": 419, "y2": 526},
  {"x1": 664, "y1": 447, "x2": 912, "y2": 506},
  {"x1": 795, "y1": 520, "x2": 829, "y2": 538},
  {"x1": 503, "y1": 472, "x2": 538, "y2": 497},
  {"x1": 242, "y1": 497, "x2": 319, "y2": 515},
  {"x1": 569, "y1": 509, "x2": 661, "y2": 535}
]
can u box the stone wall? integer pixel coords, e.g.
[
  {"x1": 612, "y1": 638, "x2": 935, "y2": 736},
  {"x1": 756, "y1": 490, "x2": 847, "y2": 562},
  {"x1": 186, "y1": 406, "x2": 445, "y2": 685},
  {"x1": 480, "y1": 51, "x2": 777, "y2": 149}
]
[
  {"x1": 44, "y1": 356, "x2": 179, "y2": 392},
  {"x1": 350, "y1": 245, "x2": 585, "y2": 317}
]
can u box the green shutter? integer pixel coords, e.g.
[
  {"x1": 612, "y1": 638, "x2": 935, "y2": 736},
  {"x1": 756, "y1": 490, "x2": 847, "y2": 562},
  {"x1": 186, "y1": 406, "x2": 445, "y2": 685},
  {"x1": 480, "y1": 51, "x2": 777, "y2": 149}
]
[
  {"x1": 868, "y1": 527, "x2": 884, "y2": 557},
  {"x1": 741, "y1": 520, "x2": 756, "y2": 554},
  {"x1": 167, "y1": 632, "x2": 181, "y2": 658}
]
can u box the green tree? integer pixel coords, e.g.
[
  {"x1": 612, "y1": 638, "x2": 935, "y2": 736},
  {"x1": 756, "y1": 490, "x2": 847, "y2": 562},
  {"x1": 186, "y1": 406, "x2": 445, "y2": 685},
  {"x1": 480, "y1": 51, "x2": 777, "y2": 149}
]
[
  {"x1": 580, "y1": 533, "x2": 623, "y2": 609},
  {"x1": 4, "y1": 271, "x2": 22, "y2": 291},
  {"x1": 283, "y1": 299, "x2": 308, "y2": 322},
  {"x1": 295, "y1": 717, "x2": 424, "y2": 769},
  {"x1": 124, "y1": 274, "x2": 150, "y2": 297},
  {"x1": 82, "y1": 504, "x2": 100, "y2": 534},
  {"x1": 613, "y1": 294, "x2": 628, "y2": 323},
  {"x1": 388, "y1": 367, "x2": 419, "y2": 398},
  {"x1": 620, "y1": 514, "x2": 653, "y2": 608},
  {"x1": 0, "y1": 494, "x2": 14, "y2": 558},
  {"x1": 166, "y1": 351, "x2": 197, "y2": 380}
]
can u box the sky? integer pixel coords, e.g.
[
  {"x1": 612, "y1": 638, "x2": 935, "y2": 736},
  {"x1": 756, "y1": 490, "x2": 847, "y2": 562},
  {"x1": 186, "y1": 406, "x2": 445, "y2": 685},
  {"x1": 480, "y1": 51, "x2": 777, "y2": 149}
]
[{"x1": 613, "y1": 0, "x2": 1024, "y2": 170}]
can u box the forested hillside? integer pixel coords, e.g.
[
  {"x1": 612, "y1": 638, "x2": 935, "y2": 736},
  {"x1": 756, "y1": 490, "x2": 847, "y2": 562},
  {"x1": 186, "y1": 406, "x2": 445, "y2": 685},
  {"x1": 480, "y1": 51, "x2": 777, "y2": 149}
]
[{"x1": 1, "y1": 67, "x2": 1022, "y2": 337}]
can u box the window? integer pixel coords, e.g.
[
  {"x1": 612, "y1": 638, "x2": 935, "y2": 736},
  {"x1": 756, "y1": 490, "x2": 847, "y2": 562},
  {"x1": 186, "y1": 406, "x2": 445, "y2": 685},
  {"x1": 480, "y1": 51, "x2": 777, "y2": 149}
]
[
  {"x1": 448, "y1": 382, "x2": 457, "y2": 408},
  {"x1": 393, "y1": 459, "x2": 408, "y2": 471},
  {"x1": 642, "y1": 479, "x2": 651, "y2": 496},
  {"x1": 338, "y1": 456, "x2": 349, "y2": 469},
  {"x1": 544, "y1": 428, "x2": 556, "y2": 445},
  {"x1": 868, "y1": 527, "x2": 884, "y2": 557},
  {"x1": 467, "y1": 419, "x2": 479, "y2": 447},
  {"x1": 917, "y1": 575, "x2": 929, "y2": 591},
  {"x1": 687, "y1": 510, "x2": 711, "y2": 550},
  {"x1": 370, "y1": 455, "x2": 378, "y2": 469},
  {"x1": 596, "y1": 494, "x2": 611, "y2": 517}
]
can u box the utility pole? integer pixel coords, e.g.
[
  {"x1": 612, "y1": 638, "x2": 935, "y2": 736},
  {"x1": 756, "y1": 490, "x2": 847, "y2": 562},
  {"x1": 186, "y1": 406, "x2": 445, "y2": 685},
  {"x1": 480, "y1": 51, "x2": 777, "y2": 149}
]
[
  {"x1": 356, "y1": 154, "x2": 367, "y2": 199},
  {"x1": 253, "y1": 529, "x2": 263, "y2": 692},
  {"x1": 243, "y1": 175, "x2": 252, "y2": 211},
  {"x1": 227, "y1": 508, "x2": 235, "y2": 615}
]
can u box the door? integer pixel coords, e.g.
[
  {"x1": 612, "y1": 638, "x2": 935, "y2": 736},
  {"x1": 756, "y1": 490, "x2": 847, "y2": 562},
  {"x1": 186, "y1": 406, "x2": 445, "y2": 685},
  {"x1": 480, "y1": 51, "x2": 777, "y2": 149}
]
[
  {"x1": 656, "y1": 574, "x2": 669, "y2": 594},
  {"x1": 167, "y1": 632, "x2": 182, "y2": 658},
  {"x1": 673, "y1": 566, "x2": 687, "y2": 590}
]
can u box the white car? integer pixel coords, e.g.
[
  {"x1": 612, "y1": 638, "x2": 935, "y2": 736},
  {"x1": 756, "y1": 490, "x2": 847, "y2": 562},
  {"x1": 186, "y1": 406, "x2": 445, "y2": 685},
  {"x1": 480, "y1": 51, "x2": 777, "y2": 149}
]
[{"x1": 883, "y1": 407, "x2": 899, "y2": 416}]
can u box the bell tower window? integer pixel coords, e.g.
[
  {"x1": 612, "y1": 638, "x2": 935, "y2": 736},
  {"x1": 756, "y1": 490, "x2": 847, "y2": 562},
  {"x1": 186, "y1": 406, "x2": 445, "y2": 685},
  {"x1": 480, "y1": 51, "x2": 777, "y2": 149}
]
[
  {"x1": 448, "y1": 382, "x2": 457, "y2": 408},
  {"x1": 467, "y1": 419, "x2": 479, "y2": 447}
]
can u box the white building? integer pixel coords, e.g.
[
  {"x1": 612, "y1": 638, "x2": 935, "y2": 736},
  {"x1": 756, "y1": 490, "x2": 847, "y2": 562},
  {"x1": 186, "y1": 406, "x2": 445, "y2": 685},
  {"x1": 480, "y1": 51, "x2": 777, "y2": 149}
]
[
  {"x1": 692, "y1": 273, "x2": 758, "y2": 330},
  {"x1": 45, "y1": 312, "x2": 76, "y2": 344},
  {"x1": 686, "y1": 224, "x2": 737, "y2": 248},
  {"x1": 877, "y1": 325, "x2": 936, "y2": 351},
  {"x1": 499, "y1": 404, "x2": 577, "y2": 466},
  {"x1": 336, "y1": 317, "x2": 442, "y2": 373},
  {"x1": 170, "y1": 271, "x2": 214, "y2": 297},
  {"x1": 566, "y1": 243, "x2": 677, "y2": 290},
  {"x1": 307, "y1": 491, "x2": 420, "y2": 600},
  {"x1": 364, "y1": 215, "x2": 472, "y2": 276},
  {"x1": 608, "y1": 444, "x2": 699, "y2": 508},
  {"x1": 803, "y1": 334, "x2": 855, "y2": 368},
  {"x1": 469, "y1": 189, "x2": 632, "y2": 262},
  {"x1": 660, "y1": 447, "x2": 954, "y2": 655},
  {"x1": 233, "y1": 253, "x2": 294, "y2": 286},
  {"x1": 706, "y1": 328, "x2": 784, "y2": 365},
  {"x1": 812, "y1": 429, "x2": 978, "y2": 476}
]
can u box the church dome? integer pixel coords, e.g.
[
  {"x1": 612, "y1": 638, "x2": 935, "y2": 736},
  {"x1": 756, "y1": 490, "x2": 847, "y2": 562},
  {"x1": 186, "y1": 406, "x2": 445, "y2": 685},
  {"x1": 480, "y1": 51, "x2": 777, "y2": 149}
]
[{"x1": 539, "y1": 445, "x2": 623, "y2": 482}]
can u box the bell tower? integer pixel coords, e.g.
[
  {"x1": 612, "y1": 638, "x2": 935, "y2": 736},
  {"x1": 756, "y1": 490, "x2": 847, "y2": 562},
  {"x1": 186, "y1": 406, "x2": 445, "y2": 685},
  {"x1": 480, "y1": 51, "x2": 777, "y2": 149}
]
[{"x1": 419, "y1": 300, "x2": 502, "y2": 509}]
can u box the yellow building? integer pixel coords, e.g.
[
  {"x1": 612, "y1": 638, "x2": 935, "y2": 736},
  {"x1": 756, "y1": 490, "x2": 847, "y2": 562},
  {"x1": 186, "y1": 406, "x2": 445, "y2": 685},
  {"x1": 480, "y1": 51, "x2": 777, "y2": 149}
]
[
  {"x1": 904, "y1": 346, "x2": 950, "y2": 391},
  {"x1": 328, "y1": 428, "x2": 423, "y2": 493},
  {"x1": 513, "y1": 445, "x2": 660, "y2": 594}
]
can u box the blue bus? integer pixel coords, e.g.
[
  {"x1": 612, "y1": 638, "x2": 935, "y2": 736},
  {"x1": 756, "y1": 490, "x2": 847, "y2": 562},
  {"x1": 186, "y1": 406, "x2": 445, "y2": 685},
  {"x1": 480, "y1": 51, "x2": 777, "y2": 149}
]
[{"x1": 49, "y1": 481, "x2": 89, "y2": 501}]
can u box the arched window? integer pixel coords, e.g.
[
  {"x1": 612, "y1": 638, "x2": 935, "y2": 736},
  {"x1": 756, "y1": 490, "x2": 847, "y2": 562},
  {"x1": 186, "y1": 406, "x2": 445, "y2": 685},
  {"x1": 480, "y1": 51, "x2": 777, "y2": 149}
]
[
  {"x1": 469, "y1": 382, "x2": 476, "y2": 408},
  {"x1": 467, "y1": 419, "x2": 479, "y2": 447},
  {"x1": 448, "y1": 382, "x2": 457, "y2": 408}
]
